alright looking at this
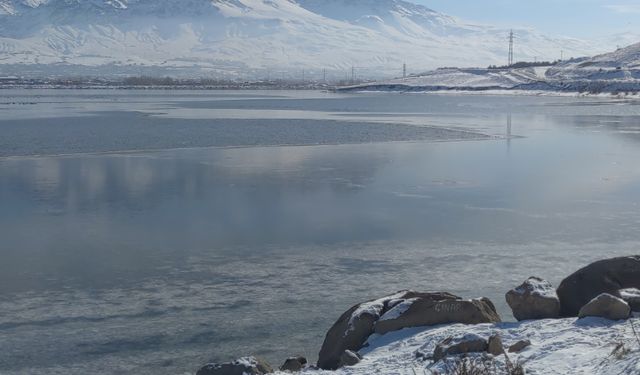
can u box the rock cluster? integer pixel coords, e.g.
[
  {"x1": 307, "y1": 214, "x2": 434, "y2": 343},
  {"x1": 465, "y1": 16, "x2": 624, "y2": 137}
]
[
  {"x1": 505, "y1": 256, "x2": 640, "y2": 321},
  {"x1": 556, "y1": 256, "x2": 640, "y2": 317},
  {"x1": 196, "y1": 256, "x2": 640, "y2": 375},
  {"x1": 196, "y1": 357, "x2": 273, "y2": 375}
]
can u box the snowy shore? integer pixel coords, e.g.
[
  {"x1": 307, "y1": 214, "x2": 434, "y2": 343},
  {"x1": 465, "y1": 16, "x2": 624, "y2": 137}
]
[
  {"x1": 281, "y1": 316, "x2": 640, "y2": 375},
  {"x1": 199, "y1": 256, "x2": 640, "y2": 375}
]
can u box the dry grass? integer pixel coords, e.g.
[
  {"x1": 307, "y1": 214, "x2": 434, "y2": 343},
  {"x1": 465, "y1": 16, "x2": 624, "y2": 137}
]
[
  {"x1": 630, "y1": 318, "x2": 640, "y2": 348},
  {"x1": 423, "y1": 356, "x2": 525, "y2": 375},
  {"x1": 610, "y1": 342, "x2": 631, "y2": 360},
  {"x1": 602, "y1": 317, "x2": 640, "y2": 363}
]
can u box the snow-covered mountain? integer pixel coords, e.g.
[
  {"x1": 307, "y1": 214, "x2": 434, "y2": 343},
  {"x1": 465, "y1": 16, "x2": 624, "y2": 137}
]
[{"x1": 0, "y1": 0, "x2": 637, "y2": 78}]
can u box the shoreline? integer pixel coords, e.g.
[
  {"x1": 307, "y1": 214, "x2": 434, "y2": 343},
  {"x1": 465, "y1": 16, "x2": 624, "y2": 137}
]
[{"x1": 199, "y1": 256, "x2": 640, "y2": 375}]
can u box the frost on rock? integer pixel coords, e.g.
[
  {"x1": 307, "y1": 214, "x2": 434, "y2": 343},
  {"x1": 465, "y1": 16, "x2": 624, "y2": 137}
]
[
  {"x1": 506, "y1": 277, "x2": 560, "y2": 321},
  {"x1": 513, "y1": 277, "x2": 557, "y2": 298}
]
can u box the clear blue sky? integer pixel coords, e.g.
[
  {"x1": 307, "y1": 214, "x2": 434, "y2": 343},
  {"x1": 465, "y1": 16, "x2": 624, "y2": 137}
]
[{"x1": 417, "y1": 0, "x2": 638, "y2": 38}]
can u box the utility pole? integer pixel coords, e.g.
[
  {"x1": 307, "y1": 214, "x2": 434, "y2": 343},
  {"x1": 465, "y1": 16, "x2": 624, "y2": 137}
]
[
  {"x1": 323, "y1": 68, "x2": 326, "y2": 82},
  {"x1": 508, "y1": 29, "x2": 514, "y2": 67},
  {"x1": 302, "y1": 69, "x2": 305, "y2": 82},
  {"x1": 403, "y1": 63, "x2": 407, "y2": 78},
  {"x1": 560, "y1": 50, "x2": 564, "y2": 62}
]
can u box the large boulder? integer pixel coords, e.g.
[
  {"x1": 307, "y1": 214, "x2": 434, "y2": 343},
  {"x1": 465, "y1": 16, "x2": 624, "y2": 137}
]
[
  {"x1": 317, "y1": 291, "x2": 457, "y2": 370},
  {"x1": 196, "y1": 357, "x2": 273, "y2": 375},
  {"x1": 317, "y1": 291, "x2": 501, "y2": 370},
  {"x1": 578, "y1": 293, "x2": 631, "y2": 320},
  {"x1": 506, "y1": 277, "x2": 560, "y2": 321},
  {"x1": 556, "y1": 256, "x2": 640, "y2": 317},
  {"x1": 374, "y1": 297, "x2": 501, "y2": 335},
  {"x1": 620, "y1": 288, "x2": 640, "y2": 312},
  {"x1": 432, "y1": 334, "x2": 488, "y2": 362}
]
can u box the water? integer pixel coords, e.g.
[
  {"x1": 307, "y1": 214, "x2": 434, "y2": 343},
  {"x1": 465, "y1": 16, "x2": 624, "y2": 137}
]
[{"x1": 2, "y1": 90, "x2": 640, "y2": 374}]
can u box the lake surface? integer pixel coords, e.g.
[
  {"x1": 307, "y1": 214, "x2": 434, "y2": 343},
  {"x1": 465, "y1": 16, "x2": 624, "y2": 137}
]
[{"x1": 2, "y1": 90, "x2": 640, "y2": 374}]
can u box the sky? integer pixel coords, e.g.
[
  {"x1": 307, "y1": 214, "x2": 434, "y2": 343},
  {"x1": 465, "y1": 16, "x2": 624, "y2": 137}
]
[{"x1": 418, "y1": 0, "x2": 639, "y2": 38}]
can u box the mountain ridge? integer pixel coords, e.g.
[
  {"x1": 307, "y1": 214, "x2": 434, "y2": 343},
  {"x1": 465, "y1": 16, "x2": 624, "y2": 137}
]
[{"x1": 0, "y1": 0, "x2": 638, "y2": 78}]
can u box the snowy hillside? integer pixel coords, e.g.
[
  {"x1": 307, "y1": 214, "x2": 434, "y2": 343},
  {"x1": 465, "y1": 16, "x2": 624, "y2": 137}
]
[
  {"x1": 545, "y1": 42, "x2": 640, "y2": 81},
  {"x1": 0, "y1": 0, "x2": 636, "y2": 78},
  {"x1": 352, "y1": 67, "x2": 551, "y2": 90},
  {"x1": 343, "y1": 42, "x2": 640, "y2": 94}
]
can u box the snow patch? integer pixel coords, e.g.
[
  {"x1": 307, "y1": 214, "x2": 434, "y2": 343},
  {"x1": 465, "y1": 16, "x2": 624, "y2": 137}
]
[
  {"x1": 513, "y1": 277, "x2": 557, "y2": 298},
  {"x1": 345, "y1": 291, "x2": 408, "y2": 336},
  {"x1": 620, "y1": 288, "x2": 640, "y2": 299},
  {"x1": 379, "y1": 298, "x2": 418, "y2": 322}
]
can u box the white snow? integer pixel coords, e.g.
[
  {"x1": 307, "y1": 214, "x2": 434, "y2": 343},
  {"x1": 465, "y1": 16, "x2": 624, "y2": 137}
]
[
  {"x1": 512, "y1": 277, "x2": 558, "y2": 299},
  {"x1": 379, "y1": 298, "x2": 418, "y2": 322},
  {"x1": 621, "y1": 289, "x2": 640, "y2": 299},
  {"x1": 233, "y1": 356, "x2": 258, "y2": 367},
  {"x1": 345, "y1": 291, "x2": 407, "y2": 336},
  {"x1": 280, "y1": 317, "x2": 640, "y2": 375}
]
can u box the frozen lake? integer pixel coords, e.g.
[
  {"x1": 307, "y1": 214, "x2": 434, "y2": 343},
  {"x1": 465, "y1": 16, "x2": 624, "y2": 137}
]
[{"x1": 2, "y1": 90, "x2": 640, "y2": 374}]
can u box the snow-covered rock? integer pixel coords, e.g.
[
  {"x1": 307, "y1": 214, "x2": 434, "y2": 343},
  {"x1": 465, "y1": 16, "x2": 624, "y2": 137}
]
[
  {"x1": 506, "y1": 276, "x2": 561, "y2": 321},
  {"x1": 431, "y1": 333, "x2": 488, "y2": 361},
  {"x1": 197, "y1": 356, "x2": 273, "y2": 375},
  {"x1": 317, "y1": 291, "x2": 451, "y2": 370},
  {"x1": 316, "y1": 290, "x2": 500, "y2": 370}
]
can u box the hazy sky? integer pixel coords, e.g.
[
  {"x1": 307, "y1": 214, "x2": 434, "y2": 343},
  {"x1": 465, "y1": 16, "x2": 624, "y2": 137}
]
[{"x1": 418, "y1": 0, "x2": 638, "y2": 38}]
